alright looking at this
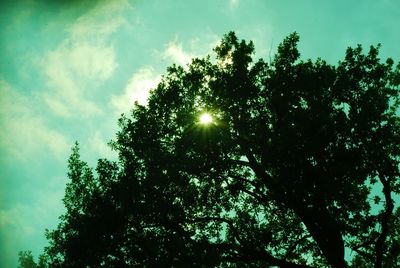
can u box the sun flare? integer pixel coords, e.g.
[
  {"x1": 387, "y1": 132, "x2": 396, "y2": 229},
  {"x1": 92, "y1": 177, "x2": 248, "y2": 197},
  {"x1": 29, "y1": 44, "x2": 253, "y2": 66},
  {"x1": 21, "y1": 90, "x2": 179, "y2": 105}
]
[{"x1": 199, "y1": 113, "x2": 213, "y2": 125}]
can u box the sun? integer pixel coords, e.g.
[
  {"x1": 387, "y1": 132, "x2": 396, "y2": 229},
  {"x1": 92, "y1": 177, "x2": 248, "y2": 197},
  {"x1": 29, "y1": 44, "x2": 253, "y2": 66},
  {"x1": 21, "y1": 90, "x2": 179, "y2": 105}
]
[{"x1": 199, "y1": 113, "x2": 213, "y2": 125}]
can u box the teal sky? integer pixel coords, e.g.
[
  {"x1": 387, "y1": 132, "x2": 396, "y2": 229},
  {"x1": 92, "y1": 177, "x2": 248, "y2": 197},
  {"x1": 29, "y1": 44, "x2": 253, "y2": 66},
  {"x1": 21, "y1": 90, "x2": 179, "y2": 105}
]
[{"x1": 0, "y1": 0, "x2": 399, "y2": 266}]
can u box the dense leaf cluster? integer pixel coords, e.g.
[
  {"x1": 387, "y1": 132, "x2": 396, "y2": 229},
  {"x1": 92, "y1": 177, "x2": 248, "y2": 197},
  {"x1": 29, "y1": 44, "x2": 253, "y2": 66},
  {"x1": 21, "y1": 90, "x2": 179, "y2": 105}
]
[{"x1": 21, "y1": 32, "x2": 400, "y2": 267}]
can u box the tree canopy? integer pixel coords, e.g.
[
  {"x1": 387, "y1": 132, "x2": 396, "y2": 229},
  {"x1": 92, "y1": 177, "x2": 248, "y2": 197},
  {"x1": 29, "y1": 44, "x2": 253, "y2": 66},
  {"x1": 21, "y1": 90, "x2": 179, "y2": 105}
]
[{"x1": 21, "y1": 32, "x2": 400, "y2": 267}]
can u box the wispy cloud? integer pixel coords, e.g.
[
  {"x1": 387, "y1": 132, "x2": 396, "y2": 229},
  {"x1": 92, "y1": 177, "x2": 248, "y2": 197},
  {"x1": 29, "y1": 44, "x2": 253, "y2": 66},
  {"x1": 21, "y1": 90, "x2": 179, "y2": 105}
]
[
  {"x1": 160, "y1": 34, "x2": 220, "y2": 67},
  {"x1": 110, "y1": 67, "x2": 161, "y2": 114},
  {"x1": 229, "y1": 0, "x2": 239, "y2": 9},
  {"x1": 0, "y1": 77, "x2": 68, "y2": 263},
  {"x1": 88, "y1": 131, "x2": 117, "y2": 160},
  {"x1": 40, "y1": 0, "x2": 130, "y2": 118},
  {"x1": 41, "y1": 43, "x2": 116, "y2": 118},
  {"x1": 0, "y1": 80, "x2": 70, "y2": 162},
  {"x1": 0, "y1": 175, "x2": 65, "y2": 267},
  {"x1": 163, "y1": 40, "x2": 195, "y2": 66},
  {"x1": 67, "y1": 0, "x2": 130, "y2": 41}
]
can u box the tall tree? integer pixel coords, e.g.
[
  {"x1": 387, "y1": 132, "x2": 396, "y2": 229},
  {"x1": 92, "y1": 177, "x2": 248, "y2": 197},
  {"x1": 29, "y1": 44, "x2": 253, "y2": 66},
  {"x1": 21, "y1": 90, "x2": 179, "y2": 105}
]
[
  {"x1": 17, "y1": 250, "x2": 48, "y2": 268},
  {"x1": 18, "y1": 251, "x2": 37, "y2": 268},
  {"x1": 37, "y1": 32, "x2": 399, "y2": 267}
]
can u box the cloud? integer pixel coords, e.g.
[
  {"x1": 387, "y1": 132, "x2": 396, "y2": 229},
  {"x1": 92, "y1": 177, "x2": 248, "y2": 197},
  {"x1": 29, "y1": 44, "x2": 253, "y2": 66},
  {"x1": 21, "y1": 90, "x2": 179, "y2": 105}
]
[
  {"x1": 229, "y1": 0, "x2": 239, "y2": 9},
  {"x1": 62, "y1": 43, "x2": 117, "y2": 81},
  {"x1": 163, "y1": 40, "x2": 195, "y2": 67},
  {"x1": 110, "y1": 67, "x2": 161, "y2": 114},
  {"x1": 0, "y1": 175, "x2": 65, "y2": 267},
  {"x1": 67, "y1": 0, "x2": 130, "y2": 41},
  {"x1": 0, "y1": 80, "x2": 70, "y2": 162},
  {"x1": 88, "y1": 131, "x2": 117, "y2": 160},
  {"x1": 40, "y1": 0, "x2": 130, "y2": 118},
  {"x1": 0, "y1": 205, "x2": 35, "y2": 267},
  {"x1": 4, "y1": 117, "x2": 70, "y2": 162},
  {"x1": 160, "y1": 34, "x2": 221, "y2": 68},
  {"x1": 41, "y1": 43, "x2": 116, "y2": 118}
]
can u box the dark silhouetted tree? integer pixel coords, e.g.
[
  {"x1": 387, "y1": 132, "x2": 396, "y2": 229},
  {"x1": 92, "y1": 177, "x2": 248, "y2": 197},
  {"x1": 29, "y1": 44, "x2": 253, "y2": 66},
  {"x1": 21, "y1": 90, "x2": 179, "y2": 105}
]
[
  {"x1": 18, "y1": 251, "x2": 36, "y2": 268},
  {"x1": 18, "y1": 250, "x2": 48, "y2": 268},
  {"x1": 33, "y1": 32, "x2": 399, "y2": 267}
]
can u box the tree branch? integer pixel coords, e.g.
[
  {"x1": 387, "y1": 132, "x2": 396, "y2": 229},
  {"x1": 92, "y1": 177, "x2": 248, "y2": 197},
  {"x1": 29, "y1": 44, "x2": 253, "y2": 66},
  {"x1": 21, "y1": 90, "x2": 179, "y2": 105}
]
[
  {"x1": 350, "y1": 247, "x2": 374, "y2": 262},
  {"x1": 186, "y1": 216, "x2": 315, "y2": 268},
  {"x1": 185, "y1": 216, "x2": 245, "y2": 246},
  {"x1": 224, "y1": 174, "x2": 269, "y2": 204},
  {"x1": 228, "y1": 159, "x2": 253, "y2": 168},
  {"x1": 220, "y1": 251, "x2": 315, "y2": 268},
  {"x1": 235, "y1": 135, "x2": 346, "y2": 268},
  {"x1": 284, "y1": 234, "x2": 313, "y2": 260},
  {"x1": 374, "y1": 175, "x2": 394, "y2": 268}
]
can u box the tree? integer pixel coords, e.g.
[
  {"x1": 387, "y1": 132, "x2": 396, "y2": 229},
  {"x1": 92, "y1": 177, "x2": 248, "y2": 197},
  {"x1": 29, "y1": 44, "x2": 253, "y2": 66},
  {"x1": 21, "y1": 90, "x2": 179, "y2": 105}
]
[
  {"x1": 37, "y1": 32, "x2": 399, "y2": 267},
  {"x1": 18, "y1": 251, "x2": 37, "y2": 268},
  {"x1": 18, "y1": 250, "x2": 48, "y2": 268}
]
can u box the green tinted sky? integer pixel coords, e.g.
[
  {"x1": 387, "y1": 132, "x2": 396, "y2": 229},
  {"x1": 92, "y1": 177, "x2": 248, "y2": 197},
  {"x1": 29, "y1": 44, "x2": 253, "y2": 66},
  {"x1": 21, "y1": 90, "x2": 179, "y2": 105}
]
[{"x1": 1, "y1": 0, "x2": 399, "y2": 266}]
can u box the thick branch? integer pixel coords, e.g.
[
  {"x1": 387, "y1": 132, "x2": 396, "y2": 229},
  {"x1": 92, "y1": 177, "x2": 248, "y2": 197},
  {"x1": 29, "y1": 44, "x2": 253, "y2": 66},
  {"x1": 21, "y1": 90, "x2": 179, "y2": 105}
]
[
  {"x1": 227, "y1": 173, "x2": 259, "y2": 189},
  {"x1": 294, "y1": 205, "x2": 346, "y2": 268},
  {"x1": 351, "y1": 247, "x2": 375, "y2": 262},
  {"x1": 374, "y1": 175, "x2": 394, "y2": 268},
  {"x1": 350, "y1": 238, "x2": 375, "y2": 262},
  {"x1": 236, "y1": 135, "x2": 346, "y2": 268},
  {"x1": 385, "y1": 240, "x2": 400, "y2": 267},
  {"x1": 228, "y1": 159, "x2": 253, "y2": 168},
  {"x1": 225, "y1": 174, "x2": 269, "y2": 204}
]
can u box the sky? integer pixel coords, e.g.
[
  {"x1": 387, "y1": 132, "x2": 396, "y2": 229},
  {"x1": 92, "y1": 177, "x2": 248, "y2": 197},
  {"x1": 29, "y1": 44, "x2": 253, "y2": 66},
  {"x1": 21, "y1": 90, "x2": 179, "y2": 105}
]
[{"x1": 0, "y1": 0, "x2": 399, "y2": 266}]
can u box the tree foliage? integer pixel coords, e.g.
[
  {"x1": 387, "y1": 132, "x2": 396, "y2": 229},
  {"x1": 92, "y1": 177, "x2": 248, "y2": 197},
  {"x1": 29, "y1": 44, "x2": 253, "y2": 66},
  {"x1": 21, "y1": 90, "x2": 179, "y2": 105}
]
[
  {"x1": 31, "y1": 32, "x2": 400, "y2": 267},
  {"x1": 17, "y1": 250, "x2": 47, "y2": 268}
]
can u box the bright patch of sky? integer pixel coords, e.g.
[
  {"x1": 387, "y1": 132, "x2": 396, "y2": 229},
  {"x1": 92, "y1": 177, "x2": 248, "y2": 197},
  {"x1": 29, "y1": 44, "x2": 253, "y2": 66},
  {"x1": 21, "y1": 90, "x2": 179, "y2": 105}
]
[{"x1": 0, "y1": 0, "x2": 399, "y2": 266}]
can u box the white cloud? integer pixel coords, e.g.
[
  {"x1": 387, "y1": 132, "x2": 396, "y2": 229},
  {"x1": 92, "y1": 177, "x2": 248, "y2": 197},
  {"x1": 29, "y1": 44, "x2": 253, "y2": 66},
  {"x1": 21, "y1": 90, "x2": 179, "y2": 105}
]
[
  {"x1": 40, "y1": 0, "x2": 130, "y2": 118},
  {"x1": 163, "y1": 40, "x2": 195, "y2": 67},
  {"x1": 0, "y1": 205, "x2": 35, "y2": 268},
  {"x1": 0, "y1": 176, "x2": 65, "y2": 266},
  {"x1": 190, "y1": 34, "x2": 221, "y2": 54},
  {"x1": 229, "y1": 0, "x2": 239, "y2": 9},
  {"x1": 43, "y1": 95, "x2": 73, "y2": 118},
  {"x1": 5, "y1": 118, "x2": 70, "y2": 161},
  {"x1": 110, "y1": 67, "x2": 161, "y2": 114},
  {"x1": 0, "y1": 80, "x2": 70, "y2": 161},
  {"x1": 68, "y1": 0, "x2": 130, "y2": 41},
  {"x1": 0, "y1": 206, "x2": 36, "y2": 237},
  {"x1": 160, "y1": 34, "x2": 220, "y2": 68},
  {"x1": 41, "y1": 43, "x2": 116, "y2": 118},
  {"x1": 88, "y1": 131, "x2": 117, "y2": 160},
  {"x1": 68, "y1": 43, "x2": 117, "y2": 80}
]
